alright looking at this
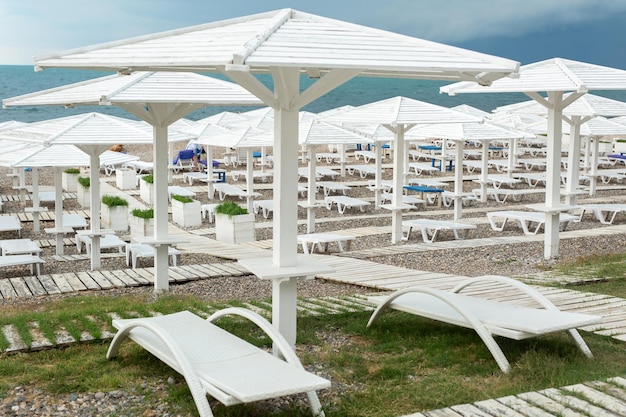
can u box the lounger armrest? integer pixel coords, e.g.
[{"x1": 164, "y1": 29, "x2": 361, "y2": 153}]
[
  {"x1": 207, "y1": 307, "x2": 326, "y2": 416},
  {"x1": 106, "y1": 318, "x2": 213, "y2": 417},
  {"x1": 452, "y1": 275, "x2": 560, "y2": 312},
  {"x1": 208, "y1": 307, "x2": 305, "y2": 370}
]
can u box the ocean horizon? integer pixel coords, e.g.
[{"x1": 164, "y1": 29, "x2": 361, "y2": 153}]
[{"x1": 2, "y1": 65, "x2": 626, "y2": 124}]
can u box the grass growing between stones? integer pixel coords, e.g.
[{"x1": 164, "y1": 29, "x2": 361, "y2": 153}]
[{"x1": 1, "y1": 292, "x2": 626, "y2": 416}]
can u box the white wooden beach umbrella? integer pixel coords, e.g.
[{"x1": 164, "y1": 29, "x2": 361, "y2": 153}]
[
  {"x1": 3, "y1": 71, "x2": 263, "y2": 291},
  {"x1": 322, "y1": 96, "x2": 483, "y2": 243},
  {"x1": 0, "y1": 112, "x2": 194, "y2": 270},
  {"x1": 493, "y1": 93, "x2": 626, "y2": 202},
  {"x1": 183, "y1": 121, "x2": 271, "y2": 212},
  {"x1": 409, "y1": 121, "x2": 528, "y2": 219},
  {"x1": 0, "y1": 143, "x2": 91, "y2": 245},
  {"x1": 442, "y1": 57, "x2": 626, "y2": 259},
  {"x1": 30, "y1": 7, "x2": 519, "y2": 346}
]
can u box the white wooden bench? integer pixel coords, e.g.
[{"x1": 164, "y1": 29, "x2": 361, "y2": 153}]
[
  {"x1": 125, "y1": 243, "x2": 180, "y2": 269},
  {"x1": 200, "y1": 203, "x2": 218, "y2": 223},
  {"x1": 402, "y1": 219, "x2": 477, "y2": 242},
  {"x1": 367, "y1": 275, "x2": 601, "y2": 373},
  {"x1": 107, "y1": 309, "x2": 330, "y2": 417},
  {"x1": 76, "y1": 232, "x2": 126, "y2": 255},
  {"x1": 0, "y1": 215, "x2": 22, "y2": 237},
  {"x1": 487, "y1": 210, "x2": 578, "y2": 235},
  {"x1": 297, "y1": 233, "x2": 356, "y2": 254},
  {"x1": 324, "y1": 196, "x2": 370, "y2": 214},
  {"x1": 0, "y1": 254, "x2": 45, "y2": 276},
  {"x1": 576, "y1": 203, "x2": 626, "y2": 224}
]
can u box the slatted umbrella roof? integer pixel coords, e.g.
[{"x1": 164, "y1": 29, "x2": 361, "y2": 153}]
[
  {"x1": 493, "y1": 93, "x2": 626, "y2": 117},
  {"x1": 34, "y1": 9, "x2": 518, "y2": 84},
  {"x1": 442, "y1": 58, "x2": 626, "y2": 95},
  {"x1": 0, "y1": 112, "x2": 193, "y2": 146},
  {"x1": 3, "y1": 71, "x2": 262, "y2": 109},
  {"x1": 322, "y1": 96, "x2": 483, "y2": 126}
]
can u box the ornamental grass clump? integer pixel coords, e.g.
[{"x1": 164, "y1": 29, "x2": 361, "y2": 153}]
[
  {"x1": 64, "y1": 167, "x2": 80, "y2": 174},
  {"x1": 131, "y1": 208, "x2": 154, "y2": 219},
  {"x1": 171, "y1": 194, "x2": 194, "y2": 204},
  {"x1": 101, "y1": 195, "x2": 129, "y2": 207},
  {"x1": 214, "y1": 200, "x2": 248, "y2": 217},
  {"x1": 77, "y1": 176, "x2": 90, "y2": 187},
  {"x1": 141, "y1": 174, "x2": 154, "y2": 184}
]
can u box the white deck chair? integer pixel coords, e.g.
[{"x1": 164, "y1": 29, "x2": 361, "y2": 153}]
[
  {"x1": 367, "y1": 275, "x2": 601, "y2": 373},
  {"x1": 402, "y1": 219, "x2": 476, "y2": 242},
  {"x1": 576, "y1": 203, "x2": 626, "y2": 224},
  {"x1": 487, "y1": 210, "x2": 578, "y2": 235},
  {"x1": 107, "y1": 309, "x2": 330, "y2": 417}
]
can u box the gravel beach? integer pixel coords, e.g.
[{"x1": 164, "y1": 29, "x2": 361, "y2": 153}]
[{"x1": 1, "y1": 142, "x2": 625, "y2": 416}]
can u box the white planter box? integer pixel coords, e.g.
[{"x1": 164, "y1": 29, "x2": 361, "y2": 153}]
[
  {"x1": 172, "y1": 199, "x2": 201, "y2": 228},
  {"x1": 129, "y1": 215, "x2": 154, "y2": 238},
  {"x1": 139, "y1": 180, "x2": 154, "y2": 205},
  {"x1": 116, "y1": 168, "x2": 136, "y2": 190},
  {"x1": 62, "y1": 172, "x2": 79, "y2": 192},
  {"x1": 215, "y1": 213, "x2": 255, "y2": 244},
  {"x1": 77, "y1": 185, "x2": 90, "y2": 208},
  {"x1": 101, "y1": 204, "x2": 129, "y2": 232}
]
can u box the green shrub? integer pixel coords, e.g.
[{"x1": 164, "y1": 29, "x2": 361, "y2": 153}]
[
  {"x1": 101, "y1": 195, "x2": 129, "y2": 207},
  {"x1": 77, "y1": 176, "x2": 90, "y2": 187},
  {"x1": 214, "y1": 200, "x2": 248, "y2": 217},
  {"x1": 131, "y1": 208, "x2": 154, "y2": 219},
  {"x1": 140, "y1": 174, "x2": 154, "y2": 184},
  {"x1": 171, "y1": 194, "x2": 194, "y2": 204},
  {"x1": 64, "y1": 167, "x2": 80, "y2": 174}
]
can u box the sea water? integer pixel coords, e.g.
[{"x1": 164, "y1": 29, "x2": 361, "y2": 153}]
[{"x1": 1, "y1": 65, "x2": 625, "y2": 124}]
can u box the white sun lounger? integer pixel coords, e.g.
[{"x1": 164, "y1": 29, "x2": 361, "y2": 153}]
[
  {"x1": 107, "y1": 309, "x2": 330, "y2": 417},
  {"x1": 123, "y1": 160, "x2": 154, "y2": 174},
  {"x1": 576, "y1": 203, "x2": 626, "y2": 224},
  {"x1": 346, "y1": 164, "x2": 377, "y2": 178},
  {"x1": 297, "y1": 167, "x2": 338, "y2": 180},
  {"x1": 354, "y1": 150, "x2": 379, "y2": 163},
  {"x1": 487, "y1": 210, "x2": 578, "y2": 235},
  {"x1": 252, "y1": 199, "x2": 274, "y2": 219},
  {"x1": 402, "y1": 219, "x2": 477, "y2": 242},
  {"x1": 200, "y1": 203, "x2": 218, "y2": 223},
  {"x1": 367, "y1": 275, "x2": 601, "y2": 373},
  {"x1": 324, "y1": 196, "x2": 370, "y2": 214},
  {"x1": 297, "y1": 233, "x2": 356, "y2": 254},
  {"x1": 473, "y1": 188, "x2": 546, "y2": 204},
  {"x1": 212, "y1": 183, "x2": 260, "y2": 201},
  {"x1": 316, "y1": 181, "x2": 351, "y2": 196}
]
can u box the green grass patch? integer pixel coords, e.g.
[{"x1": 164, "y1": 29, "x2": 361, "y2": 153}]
[{"x1": 2, "y1": 252, "x2": 626, "y2": 415}]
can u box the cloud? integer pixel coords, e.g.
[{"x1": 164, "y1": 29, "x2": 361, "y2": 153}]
[
  {"x1": 375, "y1": 0, "x2": 626, "y2": 42},
  {"x1": 1, "y1": 0, "x2": 625, "y2": 64}
]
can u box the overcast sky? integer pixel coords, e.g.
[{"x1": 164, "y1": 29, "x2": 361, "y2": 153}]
[{"x1": 2, "y1": 0, "x2": 626, "y2": 68}]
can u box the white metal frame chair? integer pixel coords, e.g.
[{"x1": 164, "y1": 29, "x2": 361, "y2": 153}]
[
  {"x1": 107, "y1": 308, "x2": 330, "y2": 417},
  {"x1": 367, "y1": 275, "x2": 601, "y2": 373}
]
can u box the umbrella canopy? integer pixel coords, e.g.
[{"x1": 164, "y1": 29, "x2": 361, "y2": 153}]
[
  {"x1": 28, "y1": 7, "x2": 519, "y2": 346},
  {"x1": 493, "y1": 93, "x2": 626, "y2": 118},
  {"x1": 322, "y1": 96, "x2": 482, "y2": 242},
  {"x1": 3, "y1": 73, "x2": 263, "y2": 290},
  {"x1": 441, "y1": 57, "x2": 626, "y2": 260},
  {"x1": 410, "y1": 121, "x2": 529, "y2": 218}
]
